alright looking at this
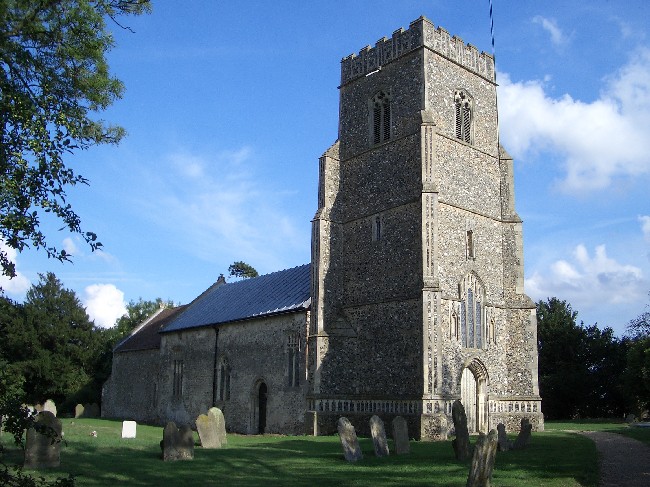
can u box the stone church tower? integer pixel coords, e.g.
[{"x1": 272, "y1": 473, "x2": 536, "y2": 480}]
[{"x1": 308, "y1": 16, "x2": 543, "y2": 439}]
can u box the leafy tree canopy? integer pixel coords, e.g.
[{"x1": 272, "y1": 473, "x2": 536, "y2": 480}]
[
  {"x1": 626, "y1": 292, "x2": 650, "y2": 339},
  {"x1": 0, "y1": 0, "x2": 151, "y2": 279},
  {"x1": 229, "y1": 261, "x2": 259, "y2": 279}
]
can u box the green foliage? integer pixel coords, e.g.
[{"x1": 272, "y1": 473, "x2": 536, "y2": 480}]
[
  {"x1": 0, "y1": 0, "x2": 151, "y2": 278},
  {"x1": 228, "y1": 261, "x2": 259, "y2": 279},
  {"x1": 626, "y1": 292, "x2": 650, "y2": 339},
  {"x1": 622, "y1": 337, "x2": 650, "y2": 415},
  {"x1": 536, "y1": 298, "x2": 627, "y2": 419},
  {"x1": 0, "y1": 273, "x2": 101, "y2": 407}
]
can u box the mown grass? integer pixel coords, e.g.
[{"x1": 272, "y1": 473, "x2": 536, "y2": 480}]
[
  {"x1": 1, "y1": 418, "x2": 602, "y2": 487},
  {"x1": 545, "y1": 418, "x2": 650, "y2": 446}
]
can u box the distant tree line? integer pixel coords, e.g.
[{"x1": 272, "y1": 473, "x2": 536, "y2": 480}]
[{"x1": 537, "y1": 295, "x2": 650, "y2": 419}]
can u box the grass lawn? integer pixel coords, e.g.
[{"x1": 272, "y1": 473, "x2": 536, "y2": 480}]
[
  {"x1": 1, "y1": 418, "x2": 601, "y2": 487},
  {"x1": 545, "y1": 419, "x2": 650, "y2": 446}
]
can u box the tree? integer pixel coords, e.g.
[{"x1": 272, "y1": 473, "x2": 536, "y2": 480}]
[
  {"x1": 228, "y1": 261, "x2": 259, "y2": 279},
  {"x1": 622, "y1": 295, "x2": 650, "y2": 415},
  {"x1": 536, "y1": 297, "x2": 627, "y2": 419},
  {"x1": 626, "y1": 292, "x2": 650, "y2": 339},
  {"x1": 0, "y1": 273, "x2": 99, "y2": 407},
  {"x1": 0, "y1": 0, "x2": 151, "y2": 279}
]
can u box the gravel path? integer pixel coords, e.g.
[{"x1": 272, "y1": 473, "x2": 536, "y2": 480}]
[{"x1": 581, "y1": 431, "x2": 650, "y2": 487}]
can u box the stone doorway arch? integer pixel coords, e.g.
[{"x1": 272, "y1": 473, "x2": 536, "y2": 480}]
[{"x1": 460, "y1": 358, "x2": 489, "y2": 433}]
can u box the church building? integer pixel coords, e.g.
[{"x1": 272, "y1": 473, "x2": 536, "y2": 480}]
[{"x1": 102, "y1": 16, "x2": 543, "y2": 439}]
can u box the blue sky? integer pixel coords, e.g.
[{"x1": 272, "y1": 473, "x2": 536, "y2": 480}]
[{"x1": 2, "y1": 1, "x2": 649, "y2": 336}]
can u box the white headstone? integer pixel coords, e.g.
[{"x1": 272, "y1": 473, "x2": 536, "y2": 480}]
[{"x1": 122, "y1": 420, "x2": 137, "y2": 439}]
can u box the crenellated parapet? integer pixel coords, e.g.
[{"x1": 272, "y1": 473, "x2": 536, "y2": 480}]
[{"x1": 341, "y1": 16, "x2": 495, "y2": 86}]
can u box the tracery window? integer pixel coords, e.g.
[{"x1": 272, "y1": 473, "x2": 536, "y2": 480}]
[
  {"x1": 287, "y1": 333, "x2": 301, "y2": 387},
  {"x1": 459, "y1": 274, "x2": 486, "y2": 349},
  {"x1": 454, "y1": 89, "x2": 472, "y2": 143},
  {"x1": 372, "y1": 213, "x2": 383, "y2": 242},
  {"x1": 371, "y1": 91, "x2": 391, "y2": 145}
]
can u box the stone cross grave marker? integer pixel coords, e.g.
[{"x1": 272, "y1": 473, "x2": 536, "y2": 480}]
[
  {"x1": 162, "y1": 422, "x2": 194, "y2": 461},
  {"x1": 452, "y1": 399, "x2": 471, "y2": 461},
  {"x1": 122, "y1": 420, "x2": 137, "y2": 439},
  {"x1": 466, "y1": 429, "x2": 498, "y2": 487},
  {"x1": 369, "y1": 415, "x2": 390, "y2": 457},
  {"x1": 208, "y1": 407, "x2": 227, "y2": 446},
  {"x1": 512, "y1": 418, "x2": 532, "y2": 450},
  {"x1": 24, "y1": 411, "x2": 62, "y2": 469},
  {"x1": 391, "y1": 415, "x2": 410, "y2": 455},
  {"x1": 337, "y1": 417, "x2": 363, "y2": 462},
  {"x1": 497, "y1": 423, "x2": 511, "y2": 452}
]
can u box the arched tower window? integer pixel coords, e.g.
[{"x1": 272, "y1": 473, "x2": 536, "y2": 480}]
[
  {"x1": 371, "y1": 91, "x2": 391, "y2": 145},
  {"x1": 454, "y1": 89, "x2": 472, "y2": 143},
  {"x1": 458, "y1": 274, "x2": 486, "y2": 349}
]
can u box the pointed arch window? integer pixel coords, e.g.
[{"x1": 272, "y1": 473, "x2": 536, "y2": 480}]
[
  {"x1": 454, "y1": 89, "x2": 472, "y2": 144},
  {"x1": 371, "y1": 91, "x2": 391, "y2": 145},
  {"x1": 287, "y1": 332, "x2": 301, "y2": 387},
  {"x1": 459, "y1": 274, "x2": 486, "y2": 349},
  {"x1": 218, "y1": 358, "x2": 231, "y2": 401}
]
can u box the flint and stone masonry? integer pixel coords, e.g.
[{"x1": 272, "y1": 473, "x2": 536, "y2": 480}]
[{"x1": 307, "y1": 16, "x2": 543, "y2": 439}]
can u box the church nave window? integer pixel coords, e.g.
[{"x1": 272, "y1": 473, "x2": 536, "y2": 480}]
[
  {"x1": 287, "y1": 333, "x2": 301, "y2": 387},
  {"x1": 218, "y1": 358, "x2": 231, "y2": 401},
  {"x1": 172, "y1": 360, "x2": 184, "y2": 397}
]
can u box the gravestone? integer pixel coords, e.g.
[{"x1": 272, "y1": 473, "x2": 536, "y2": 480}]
[
  {"x1": 24, "y1": 411, "x2": 62, "y2": 469},
  {"x1": 74, "y1": 404, "x2": 84, "y2": 418},
  {"x1": 392, "y1": 416, "x2": 410, "y2": 455},
  {"x1": 162, "y1": 422, "x2": 194, "y2": 461},
  {"x1": 496, "y1": 423, "x2": 511, "y2": 452},
  {"x1": 42, "y1": 399, "x2": 57, "y2": 417},
  {"x1": 369, "y1": 415, "x2": 390, "y2": 457},
  {"x1": 337, "y1": 417, "x2": 363, "y2": 462},
  {"x1": 512, "y1": 418, "x2": 532, "y2": 450},
  {"x1": 83, "y1": 403, "x2": 100, "y2": 418},
  {"x1": 625, "y1": 413, "x2": 636, "y2": 423},
  {"x1": 466, "y1": 429, "x2": 498, "y2": 487},
  {"x1": 122, "y1": 420, "x2": 137, "y2": 439},
  {"x1": 452, "y1": 400, "x2": 471, "y2": 461},
  {"x1": 208, "y1": 407, "x2": 227, "y2": 446},
  {"x1": 196, "y1": 413, "x2": 221, "y2": 448}
]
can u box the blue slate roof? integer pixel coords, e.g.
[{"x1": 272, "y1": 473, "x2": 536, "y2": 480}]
[{"x1": 161, "y1": 264, "x2": 311, "y2": 333}]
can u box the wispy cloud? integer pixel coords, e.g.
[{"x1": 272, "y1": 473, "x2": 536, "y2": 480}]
[
  {"x1": 134, "y1": 146, "x2": 307, "y2": 272},
  {"x1": 525, "y1": 244, "x2": 647, "y2": 321},
  {"x1": 498, "y1": 47, "x2": 650, "y2": 192},
  {"x1": 83, "y1": 283, "x2": 127, "y2": 329},
  {"x1": 532, "y1": 16, "x2": 570, "y2": 48}
]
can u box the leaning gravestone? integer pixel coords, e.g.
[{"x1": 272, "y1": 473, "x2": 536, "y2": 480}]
[
  {"x1": 162, "y1": 422, "x2": 194, "y2": 461},
  {"x1": 24, "y1": 411, "x2": 62, "y2": 469},
  {"x1": 208, "y1": 407, "x2": 227, "y2": 446},
  {"x1": 337, "y1": 417, "x2": 363, "y2": 462},
  {"x1": 122, "y1": 420, "x2": 137, "y2": 439},
  {"x1": 196, "y1": 413, "x2": 221, "y2": 448},
  {"x1": 496, "y1": 423, "x2": 511, "y2": 452},
  {"x1": 369, "y1": 415, "x2": 390, "y2": 457},
  {"x1": 74, "y1": 404, "x2": 84, "y2": 419},
  {"x1": 392, "y1": 416, "x2": 410, "y2": 455},
  {"x1": 452, "y1": 400, "x2": 471, "y2": 461},
  {"x1": 42, "y1": 399, "x2": 57, "y2": 417},
  {"x1": 512, "y1": 418, "x2": 532, "y2": 450},
  {"x1": 466, "y1": 429, "x2": 498, "y2": 487}
]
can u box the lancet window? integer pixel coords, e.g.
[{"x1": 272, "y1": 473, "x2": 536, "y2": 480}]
[
  {"x1": 454, "y1": 89, "x2": 472, "y2": 143},
  {"x1": 459, "y1": 274, "x2": 486, "y2": 349},
  {"x1": 371, "y1": 91, "x2": 391, "y2": 145}
]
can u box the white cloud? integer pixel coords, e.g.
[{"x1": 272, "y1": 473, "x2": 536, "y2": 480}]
[
  {"x1": 62, "y1": 237, "x2": 79, "y2": 256},
  {"x1": 641, "y1": 215, "x2": 650, "y2": 242},
  {"x1": 0, "y1": 241, "x2": 31, "y2": 296},
  {"x1": 532, "y1": 16, "x2": 569, "y2": 47},
  {"x1": 83, "y1": 284, "x2": 127, "y2": 329},
  {"x1": 498, "y1": 48, "x2": 650, "y2": 192},
  {"x1": 525, "y1": 244, "x2": 647, "y2": 312}
]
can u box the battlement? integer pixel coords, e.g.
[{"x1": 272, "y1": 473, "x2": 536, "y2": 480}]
[{"x1": 340, "y1": 16, "x2": 495, "y2": 86}]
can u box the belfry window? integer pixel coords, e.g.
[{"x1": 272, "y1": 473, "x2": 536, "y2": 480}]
[
  {"x1": 459, "y1": 275, "x2": 486, "y2": 349},
  {"x1": 454, "y1": 90, "x2": 472, "y2": 143},
  {"x1": 371, "y1": 91, "x2": 391, "y2": 145}
]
